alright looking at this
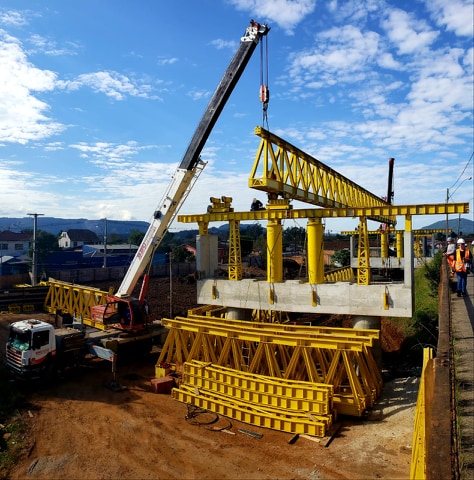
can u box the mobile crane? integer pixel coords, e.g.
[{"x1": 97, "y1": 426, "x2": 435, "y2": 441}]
[
  {"x1": 89, "y1": 20, "x2": 270, "y2": 332},
  {"x1": 5, "y1": 21, "x2": 270, "y2": 380}
]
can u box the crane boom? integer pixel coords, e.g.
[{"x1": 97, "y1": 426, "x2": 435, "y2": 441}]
[{"x1": 117, "y1": 21, "x2": 270, "y2": 298}]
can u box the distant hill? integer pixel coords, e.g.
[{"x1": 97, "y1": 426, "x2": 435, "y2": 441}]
[
  {"x1": 1, "y1": 216, "x2": 472, "y2": 239},
  {"x1": 422, "y1": 218, "x2": 474, "y2": 236},
  {"x1": 0, "y1": 217, "x2": 149, "y2": 237}
]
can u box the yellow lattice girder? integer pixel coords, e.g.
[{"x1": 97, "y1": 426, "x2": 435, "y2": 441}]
[
  {"x1": 248, "y1": 127, "x2": 395, "y2": 224},
  {"x1": 172, "y1": 384, "x2": 329, "y2": 437},
  {"x1": 228, "y1": 219, "x2": 242, "y2": 280},
  {"x1": 157, "y1": 315, "x2": 382, "y2": 417},
  {"x1": 159, "y1": 315, "x2": 376, "y2": 350},
  {"x1": 183, "y1": 360, "x2": 333, "y2": 413},
  {"x1": 341, "y1": 229, "x2": 447, "y2": 235},
  {"x1": 357, "y1": 217, "x2": 371, "y2": 285},
  {"x1": 44, "y1": 280, "x2": 108, "y2": 325}
]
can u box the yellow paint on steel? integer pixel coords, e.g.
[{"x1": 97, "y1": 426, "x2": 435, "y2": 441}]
[
  {"x1": 341, "y1": 229, "x2": 447, "y2": 235},
  {"x1": 158, "y1": 315, "x2": 382, "y2": 416},
  {"x1": 172, "y1": 383, "x2": 329, "y2": 437},
  {"x1": 248, "y1": 127, "x2": 395, "y2": 225},
  {"x1": 357, "y1": 218, "x2": 371, "y2": 285},
  {"x1": 178, "y1": 202, "x2": 469, "y2": 224},
  {"x1": 183, "y1": 360, "x2": 333, "y2": 414},
  {"x1": 410, "y1": 347, "x2": 433, "y2": 480},
  {"x1": 267, "y1": 218, "x2": 283, "y2": 283},
  {"x1": 324, "y1": 267, "x2": 355, "y2": 283},
  {"x1": 307, "y1": 218, "x2": 324, "y2": 284},
  {"x1": 228, "y1": 219, "x2": 242, "y2": 281},
  {"x1": 44, "y1": 279, "x2": 109, "y2": 324}
]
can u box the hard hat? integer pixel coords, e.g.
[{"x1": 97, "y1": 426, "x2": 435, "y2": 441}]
[
  {"x1": 447, "y1": 237, "x2": 453, "y2": 242},
  {"x1": 457, "y1": 238, "x2": 465, "y2": 244}
]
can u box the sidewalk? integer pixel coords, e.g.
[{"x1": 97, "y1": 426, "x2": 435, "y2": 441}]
[{"x1": 451, "y1": 272, "x2": 474, "y2": 479}]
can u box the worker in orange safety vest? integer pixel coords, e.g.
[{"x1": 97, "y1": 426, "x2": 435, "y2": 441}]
[
  {"x1": 454, "y1": 238, "x2": 471, "y2": 297},
  {"x1": 443, "y1": 237, "x2": 456, "y2": 277}
]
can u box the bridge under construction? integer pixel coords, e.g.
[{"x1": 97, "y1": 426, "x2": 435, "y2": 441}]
[{"x1": 42, "y1": 127, "x2": 469, "y2": 441}]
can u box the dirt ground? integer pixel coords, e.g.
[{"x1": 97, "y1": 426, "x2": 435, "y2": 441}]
[{"x1": 0, "y1": 276, "x2": 418, "y2": 480}]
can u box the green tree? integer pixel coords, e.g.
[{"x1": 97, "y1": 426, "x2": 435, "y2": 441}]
[
  {"x1": 129, "y1": 229, "x2": 145, "y2": 246},
  {"x1": 331, "y1": 249, "x2": 350, "y2": 267},
  {"x1": 245, "y1": 223, "x2": 265, "y2": 240},
  {"x1": 28, "y1": 230, "x2": 60, "y2": 265},
  {"x1": 171, "y1": 245, "x2": 195, "y2": 262},
  {"x1": 282, "y1": 226, "x2": 306, "y2": 253}
]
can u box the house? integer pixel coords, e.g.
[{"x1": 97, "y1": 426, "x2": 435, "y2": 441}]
[
  {"x1": 0, "y1": 230, "x2": 31, "y2": 257},
  {"x1": 58, "y1": 229, "x2": 100, "y2": 249}
]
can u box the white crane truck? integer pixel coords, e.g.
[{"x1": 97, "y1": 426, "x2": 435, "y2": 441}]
[{"x1": 5, "y1": 20, "x2": 270, "y2": 380}]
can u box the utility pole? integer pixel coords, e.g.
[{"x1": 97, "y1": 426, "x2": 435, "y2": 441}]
[
  {"x1": 27, "y1": 213, "x2": 44, "y2": 286},
  {"x1": 103, "y1": 218, "x2": 107, "y2": 268}
]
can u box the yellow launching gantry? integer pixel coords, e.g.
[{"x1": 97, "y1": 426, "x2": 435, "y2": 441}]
[
  {"x1": 160, "y1": 127, "x2": 468, "y2": 425},
  {"x1": 178, "y1": 127, "x2": 469, "y2": 319}
]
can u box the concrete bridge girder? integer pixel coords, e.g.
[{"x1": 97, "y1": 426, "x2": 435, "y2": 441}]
[{"x1": 197, "y1": 278, "x2": 413, "y2": 318}]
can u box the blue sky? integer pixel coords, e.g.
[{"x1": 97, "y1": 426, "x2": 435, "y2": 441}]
[{"x1": 0, "y1": 0, "x2": 472, "y2": 234}]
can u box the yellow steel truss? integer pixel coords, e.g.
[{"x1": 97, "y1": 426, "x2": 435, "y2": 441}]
[
  {"x1": 357, "y1": 217, "x2": 371, "y2": 285},
  {"x1": 248, "y1": 126, "x2": 395, "y2": 225},
  {"x1": 157, "y1": 315, "x2": 382, "y2": 417},
  {"x1": 44, "y1": 280, "x2": 109, "y2": 328},
  {"x1": 172, "y1": 360, "x2": 334, "y2": 436},
  {"x1": 228, "y1": 219, "x2": 242, "y2": 280}
]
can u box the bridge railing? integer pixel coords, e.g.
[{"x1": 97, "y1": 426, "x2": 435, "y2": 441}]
[{"x1": 410, "y1": 261, "x2": 456, "y2": 479}]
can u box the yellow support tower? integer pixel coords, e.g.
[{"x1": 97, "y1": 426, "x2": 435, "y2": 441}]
[
  {"x1": 228, "y1": 219, "x2": 242, "y2": 280},
  {"x1": 357, "y1": 218, "x2": 371, "y2": 285}
]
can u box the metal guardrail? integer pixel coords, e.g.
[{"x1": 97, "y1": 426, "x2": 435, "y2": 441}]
[{"x1": 409, "y1": 261, "x2": 455, "y2": 479}]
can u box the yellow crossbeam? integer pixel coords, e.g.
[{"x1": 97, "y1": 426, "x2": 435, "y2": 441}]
[{"x1": 178, "y1": 202, "x2": 468, "y2": 224}]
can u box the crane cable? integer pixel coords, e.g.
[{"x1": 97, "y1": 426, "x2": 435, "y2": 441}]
[{"x1": 259, "y1": 33, "x2": 270, "y2": 129}]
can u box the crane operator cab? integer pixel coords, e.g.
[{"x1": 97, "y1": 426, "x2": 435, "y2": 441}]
[{"x1": 91, "y1": 295, "x2": 149, "y2": 332}]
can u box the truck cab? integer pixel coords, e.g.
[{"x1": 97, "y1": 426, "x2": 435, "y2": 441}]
[{"x1": 6, "y1": 319, "x2": 85, "y2": 379}]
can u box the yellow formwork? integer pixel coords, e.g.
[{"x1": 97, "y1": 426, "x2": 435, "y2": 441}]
[{"x1": 158, "y1": 315, "x2": 382, "y2": 417}]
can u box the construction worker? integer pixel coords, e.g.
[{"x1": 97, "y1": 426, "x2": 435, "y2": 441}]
[
  {"x1": 454, "y1": 238, "x2": 471, "y2": 297},
  {"x1": 443, "y1": 237, "x2": 456, "y2": 276},
  {"x1": 250, "y1": 198, "x2": 264, "y2": 211}
]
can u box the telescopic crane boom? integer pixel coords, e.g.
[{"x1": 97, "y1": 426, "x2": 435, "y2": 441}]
[{"x1": 91, "y1": 21, "x2": 270, "y2": 331}]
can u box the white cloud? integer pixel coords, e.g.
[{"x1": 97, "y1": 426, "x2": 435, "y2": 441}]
[
  {"x1": 425, "y1": 0, "x2": 474, "y2": 37},
  {"x1": 58, "y1": 71, "x2": 155, "y2": 100},
  {"x1": 227, "y1": 0, "x2": 316, "y2": 34},
  {"x1": 0, "y1": 9, "x2": 28, "y2": 27},
  {"x1": 209, "y1": 39, "x2": 237, "y2": 50},
  {"x1": 0, "y1": 30, "x2": 64, "y2": 144},
  {"x1": 382, "y1": 8, "x2": 439, "y2": 55}
]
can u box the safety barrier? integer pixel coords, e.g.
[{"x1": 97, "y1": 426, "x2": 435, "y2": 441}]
[{"x1": 410, "y1": 347, "x2": 433, "y2": 480}]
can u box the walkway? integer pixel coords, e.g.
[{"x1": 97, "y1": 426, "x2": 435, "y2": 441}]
[{"x1": 451, "y1": 272, "x2": 474, "y2": 479}]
